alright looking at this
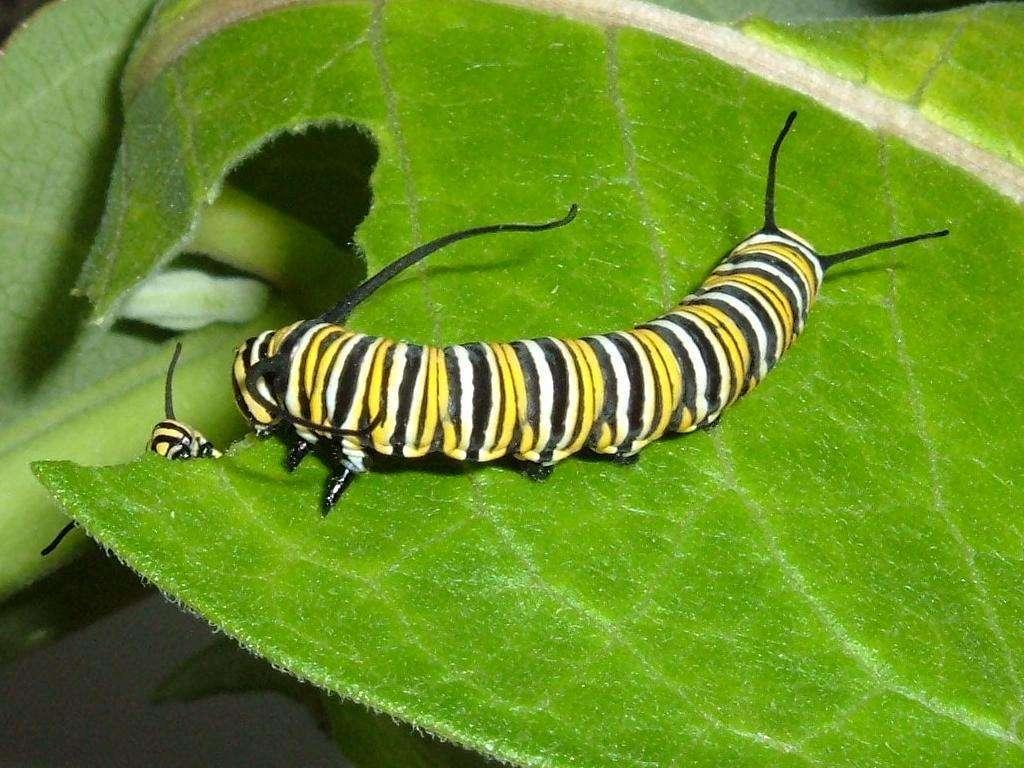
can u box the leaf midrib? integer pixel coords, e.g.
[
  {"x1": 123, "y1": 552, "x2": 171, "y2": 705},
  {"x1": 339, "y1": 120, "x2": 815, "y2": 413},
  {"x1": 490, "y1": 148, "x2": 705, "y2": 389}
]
[{"x1": 119, "y1": 0, "x2": 1024, "y2": 205}]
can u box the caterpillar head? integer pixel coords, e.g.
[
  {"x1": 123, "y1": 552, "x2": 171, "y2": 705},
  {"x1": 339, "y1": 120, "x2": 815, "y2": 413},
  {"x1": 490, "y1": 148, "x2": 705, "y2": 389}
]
[
  {"x1": 149, "y1": 419, "x2": 220, "y2": 459},
  {"x1": 232, "y1": 331, "x2": 283, "y2": 436},
  {"x1": 149, "y1": 342, "x2": 221, "y2": 460}
]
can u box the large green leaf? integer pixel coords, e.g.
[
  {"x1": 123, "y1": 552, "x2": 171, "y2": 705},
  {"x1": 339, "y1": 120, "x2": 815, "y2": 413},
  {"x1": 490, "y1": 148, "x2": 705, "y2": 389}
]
[{"x1": 32, "y1": 0, "x2": 1024, "y2": 766}]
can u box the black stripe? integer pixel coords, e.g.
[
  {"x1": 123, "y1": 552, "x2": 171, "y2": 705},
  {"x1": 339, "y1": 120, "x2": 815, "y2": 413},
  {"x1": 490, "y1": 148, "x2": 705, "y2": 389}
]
[
  {"x1": 392, "y1": 345, "x2": 423, "y2": 450},
  {"x1": 639, "y1": 324, "x2": 693, "y2": 427},
  {"x1": 607, "y1": 333, "x2": 645, "y2": 443},
  {"x1": 583, "y1": 336, "x2": 619, "y2": 438},
  {"x1": 414, "y1": 349, "x2": 433, "y2": 449},
  {"x1": 659, "y1": 314, "x2": 723, "y2": 414},
  {"x1": 713, "y1": 283, "x2": 780, "y2": 367},
  {"x1": 466, "y1": 343, "x2": 493, "y2": 460},
  {"x1": 330, "y1": 336, "x2": 374, "y2": 430},
  {"x1": 698, "y1": 295, "x2": 761, "y2": 386},
  {"x1": 738, "y1": 255, "x2": 806, "y2": 325},
  {"x1": 443, "y1": 346, "x2": 463, "y2": 443},
  {"x1": 538, "y1": 339, "x2": 569, "y2": 459},
  {"x1": 511, "y1": 341, "x2": 540, "y2": 430}
]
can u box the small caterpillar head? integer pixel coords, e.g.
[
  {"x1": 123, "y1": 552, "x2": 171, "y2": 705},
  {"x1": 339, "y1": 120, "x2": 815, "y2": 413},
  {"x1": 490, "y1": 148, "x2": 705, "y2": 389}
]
[
  {"x1": 149, "y1": 342, "x2": 222, "y2": 461},
  {"x1": 149, "y1": 419, "x2": 221, "y2": 459}
]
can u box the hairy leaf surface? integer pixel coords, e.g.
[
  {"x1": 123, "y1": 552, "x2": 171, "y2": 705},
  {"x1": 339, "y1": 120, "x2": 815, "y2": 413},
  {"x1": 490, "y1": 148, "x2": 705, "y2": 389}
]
[{"x1": 33, "y1": 1, "x2": 1024, "y2": 765}]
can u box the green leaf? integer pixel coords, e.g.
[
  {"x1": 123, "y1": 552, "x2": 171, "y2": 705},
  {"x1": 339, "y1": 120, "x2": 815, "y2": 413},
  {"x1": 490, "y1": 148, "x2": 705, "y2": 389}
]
[
  {"x1": 32, "y1": 1, "x2": 1024, "y2": 766},
  {"x1": 648, "y1": 0, "x2": 974, "y2": 22},
  {"x1": 743, "y1": 4, "x2": 1024, "y2": 168},
  {"x1": 0, "y1": 0, "x2": 158, "y2": 596}
]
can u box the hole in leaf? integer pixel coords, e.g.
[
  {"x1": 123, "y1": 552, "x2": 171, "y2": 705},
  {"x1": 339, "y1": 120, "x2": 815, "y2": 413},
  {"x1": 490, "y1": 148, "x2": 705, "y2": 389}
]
[{"x1": 186, "y1": 124, "x2": 379, "y2": 318}]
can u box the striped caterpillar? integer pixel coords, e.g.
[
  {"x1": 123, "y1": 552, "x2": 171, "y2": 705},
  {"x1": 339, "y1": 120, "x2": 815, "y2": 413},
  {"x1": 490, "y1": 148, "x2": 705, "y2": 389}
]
[
  {"x1": 232, "y1": 112, "x2": 948, "y2": 510},
  {"x1": 41, "y1": 343, "x2": 219, "y2": 555}
]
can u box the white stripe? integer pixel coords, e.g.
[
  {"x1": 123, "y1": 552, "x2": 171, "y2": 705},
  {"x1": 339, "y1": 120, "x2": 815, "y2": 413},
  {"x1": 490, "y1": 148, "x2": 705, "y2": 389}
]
[
  {"x1": 251, "y1": 330, "x2": 275, "y2": 405},
  {"x1": 615, "y1": 332, "x2": 656, "y2": 443},
  {"x1": 341, "y1": 337, "x2": 383, "y2": 431},
  {"x1": 285, "y1": 324, "x2": 325, "y2": 417},
  {"x1": 479, "y1": 344, "x2": 503, "y2": 457},
  {"x1": 522, "y1": 339, "x2": 554, "y2": 454},
  {"x1": 324, "y1": 334, "x2": 361, "y2": 425},
  {"x1": 648, "y1": 319, "x2": 710, "y2": 422},
  {"x1": 716, "y1": 280, "x2": 785, "y2": 366},
  {"x1": 716, "y1": 258, "x2": 806, "y2": 321},
  {"x1": 382, "y1": 342, "x2": 408, "y2": 450},
  {"x1": 551, "y1": 339, "x2": 579, "y2": 452},
  {"x1": 402, "y1": 347, "x2": 430, "y2": 456},
  {"x1": 592, "y1": 335, "x2": 630, "y2": 448},
  {"x1": 453, "y1": 345, "x2": 475, "y2": 457},
  {"x1": 701, "y1": 290, "x2": 768, "y2": 379},
  {"x1": 674, "y1": 311, "x2": 732, "y2": 410}
]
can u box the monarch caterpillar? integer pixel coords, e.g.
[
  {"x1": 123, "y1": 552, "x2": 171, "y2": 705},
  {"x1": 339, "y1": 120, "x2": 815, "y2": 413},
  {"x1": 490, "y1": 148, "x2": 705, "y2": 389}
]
[
  {"x1": 233, "y1": 111, "x2": 948, "y2": 511},
  {"x1": 40, "y1": 343, "x2": 219, "y2": 556},
  {"x1": 148, "y1": 342, "x2": 222, "y2": 461}
]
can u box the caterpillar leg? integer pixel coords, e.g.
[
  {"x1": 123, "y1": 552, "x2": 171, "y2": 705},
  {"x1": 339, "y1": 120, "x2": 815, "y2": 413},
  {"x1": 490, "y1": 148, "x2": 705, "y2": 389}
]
[
  {"x1": 522, "y1": 462, "x2": 554, "y2": 482},
  {"x1": 323, "y1": 467, "x2": 357, "y2": 513},
  {"x1": 285, "y1": 439, "x2": 313, "y2": 472},
  {"x1": 320, "y1": 439, "x2": 366, "y2": 513},
  {"x1": 612, "y1": 452, "x2": 639, "y2": 466}
]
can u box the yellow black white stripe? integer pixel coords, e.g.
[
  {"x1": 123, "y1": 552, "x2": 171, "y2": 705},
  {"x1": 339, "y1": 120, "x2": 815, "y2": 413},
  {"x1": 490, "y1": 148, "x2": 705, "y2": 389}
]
[{"x1": 231, "y1": 112, "x2": 948, "y2": 510}]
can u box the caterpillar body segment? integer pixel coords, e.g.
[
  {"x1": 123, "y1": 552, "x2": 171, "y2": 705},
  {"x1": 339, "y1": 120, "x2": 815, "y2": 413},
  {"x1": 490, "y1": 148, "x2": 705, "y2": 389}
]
[
  {"x1": 41, "y1": 343, "x2": 220, "y2": 556},
  {"x1": 232, "y1": 112, "x2": 948, "y2": 510}
]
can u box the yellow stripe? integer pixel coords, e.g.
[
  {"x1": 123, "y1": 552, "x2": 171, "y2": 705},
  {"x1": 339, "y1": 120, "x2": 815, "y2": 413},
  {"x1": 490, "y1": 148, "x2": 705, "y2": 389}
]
[
  {"x1": 686, "y1": 305, "x2": 748, "y2": 401},
  {"x1": 268, "y1": 321, "x2": 302, "y2": 356},
  {"x1": 501, "y1": 344, "x2": 534, "y2": 455},
  {"x1": 563, "y1": 338, "x2": 597, "y2": 453},
  {"x1": 486, "y1": 343, "x2": 518, "y2": 459},
  {"x1": 367, "y1": 339, "x2": 393, "y2": 446},
  {"x1": 437, "y1": 348, "x2": 459, "y2": 455},
  {"x1": 309, "y1": 332, "x2": 351, "y2": 425},
  {"x1": 633, "y1": 329, "x2": 676, "y2": 436},
  {"x1": 705, "y1": 272, "x2": 795, "y2": 347},
  {"x1": 575, "y1": 338, "x2": 604, "y2": 447},
  {"x1": 416, "y1": 346, "x2": 441, "y2": 455},
  {"x1": 302, "y1": 326, "x2": 334, "y2": 398},
  {"x1": 234, "y1": 354, "x2": 273, "y2": 425}
]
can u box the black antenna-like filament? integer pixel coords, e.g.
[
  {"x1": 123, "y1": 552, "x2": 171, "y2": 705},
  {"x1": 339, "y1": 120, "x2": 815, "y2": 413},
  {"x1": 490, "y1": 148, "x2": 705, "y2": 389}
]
[
  {"x1": 165, "y1": 342, "x2": 183, "y2": 420},
  {"x1": 764, "y1": 110, "x2": 798, "y2": 233},
  {"x1": 820, "y1": 229, "x2": 950, "y2": 269},
  {"x1": 321, "y1": 204, "x2": 579, "y2": 324},
  {"x1": 41, "y1": 521, "x2": 76, "y2": 556}
]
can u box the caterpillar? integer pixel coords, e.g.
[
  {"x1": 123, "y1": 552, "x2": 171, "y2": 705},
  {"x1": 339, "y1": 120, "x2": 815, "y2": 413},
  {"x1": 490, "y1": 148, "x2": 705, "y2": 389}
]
[
  {"x1": 148, "y1": 342, "x2": 222, "y2": 461},
  {"x1": 233, "y1": 111, "x2": 948, "y2": 511},
  {"x1": 40, "y1": 343, "x2": 219, "y2": 555}
]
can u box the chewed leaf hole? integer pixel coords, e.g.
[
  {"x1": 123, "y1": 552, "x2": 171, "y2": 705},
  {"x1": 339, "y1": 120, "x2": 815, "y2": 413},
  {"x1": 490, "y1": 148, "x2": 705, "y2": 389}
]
[{"x1": 128, "y1": 123, "x2": 381, "y2": 329}]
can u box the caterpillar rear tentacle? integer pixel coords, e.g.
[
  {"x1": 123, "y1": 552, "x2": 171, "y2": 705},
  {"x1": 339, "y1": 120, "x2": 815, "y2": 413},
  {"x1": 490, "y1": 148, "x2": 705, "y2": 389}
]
[
  {"x1": 232, "y1": 111, "x2": 949, "y2": 511},
  {"x1": 41, "y1": 343, "x2": 222, "y2": 556}
]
